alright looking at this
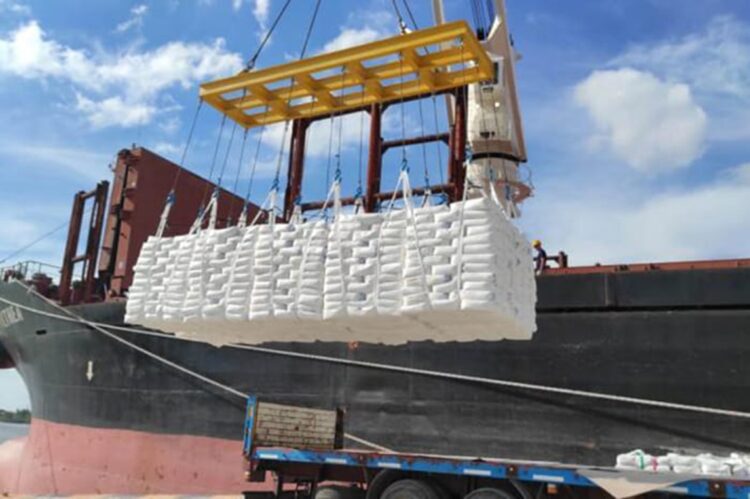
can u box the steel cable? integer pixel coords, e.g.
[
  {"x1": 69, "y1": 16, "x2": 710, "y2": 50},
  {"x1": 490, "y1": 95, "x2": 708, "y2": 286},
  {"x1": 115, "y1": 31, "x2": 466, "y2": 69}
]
[
  {"x1": 244, "y1": 0, "x2": 294, "y2": 71},
  {"x1": 2, "y1": 287, "x2": 749, "y2": 421},
  {"x1": 269, "y1": 0, "x2": 323, "y2": 208},
  {"x1": 0, "y1": 221, "x2": 69, "y2": 266},
  {"x1": 0, "y1": 284, "x2": 390, "y2": 452},
  {"x1": 229, "y1": 129, "x2": 250, "y2": 223},
  {"x1": 201, "y1": 114, "x2": 229, "y2": 208},
  {"x1": 217, "y1": 122, "x2": 239, "y2": 188}
]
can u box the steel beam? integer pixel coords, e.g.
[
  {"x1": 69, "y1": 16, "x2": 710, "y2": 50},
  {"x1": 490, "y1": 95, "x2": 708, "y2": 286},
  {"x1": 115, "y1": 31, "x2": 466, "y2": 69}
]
[
  {"x1": 199, "y1": 21, "x2": 492, "y2": 129},
  {"x1": 381, "y1": 133, "x2": 450, "y2": 152}
]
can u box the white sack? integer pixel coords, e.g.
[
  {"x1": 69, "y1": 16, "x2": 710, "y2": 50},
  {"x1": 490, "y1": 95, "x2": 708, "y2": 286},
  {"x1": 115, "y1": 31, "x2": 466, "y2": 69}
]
[{"x1": 126, "y1": 196, "x2": 536, "y2": 345}]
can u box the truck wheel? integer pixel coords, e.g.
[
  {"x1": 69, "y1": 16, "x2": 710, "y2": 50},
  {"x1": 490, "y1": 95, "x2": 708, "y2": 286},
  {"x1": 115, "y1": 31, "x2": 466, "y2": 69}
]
[
  {"x1": 428, "y1": 479, "x2": 452, "y2": 499},
  {"x1": 463, "y1": 488, "x2": 516, "y2": 499},
  {"x1": 316, "y1": 485, "x2": 366, "y2": 499},
  {"x1": 380, "y1": 479, "x2": 440, "y2": 499},
  {"x1": 366, "y1": 470, "x2": 404, "y2": 499}
]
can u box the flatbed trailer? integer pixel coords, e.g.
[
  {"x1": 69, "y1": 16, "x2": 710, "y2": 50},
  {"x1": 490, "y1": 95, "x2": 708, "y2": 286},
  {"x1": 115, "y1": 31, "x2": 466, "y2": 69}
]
[{"x1": 242, "y1": 396, "x2": 750, "y2": 499}]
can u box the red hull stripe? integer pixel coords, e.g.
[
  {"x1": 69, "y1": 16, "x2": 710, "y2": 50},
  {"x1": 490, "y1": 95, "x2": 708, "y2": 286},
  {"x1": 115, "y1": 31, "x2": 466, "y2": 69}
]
[
  {"x1": 0, "y1": 418, "x2": 270, "y2": 495},
  {"x1": 9, "y1": 496, "x2": 244, "y2": 498}
]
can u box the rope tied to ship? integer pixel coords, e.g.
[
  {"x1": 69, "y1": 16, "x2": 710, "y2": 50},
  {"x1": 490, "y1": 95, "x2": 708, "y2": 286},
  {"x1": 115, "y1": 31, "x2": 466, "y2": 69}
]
[
  {"x1": 3, "y1": 284, "x2": 750, "y2": 423},
  {"x1": 0, "y1": 282, "x2": 391, "y2": 453}
]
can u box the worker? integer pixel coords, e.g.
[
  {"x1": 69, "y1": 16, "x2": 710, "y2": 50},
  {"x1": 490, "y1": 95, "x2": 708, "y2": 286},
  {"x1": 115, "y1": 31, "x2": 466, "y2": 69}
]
[{"x1": 532, "y1": 240, "x2": 547, "y2": 275}]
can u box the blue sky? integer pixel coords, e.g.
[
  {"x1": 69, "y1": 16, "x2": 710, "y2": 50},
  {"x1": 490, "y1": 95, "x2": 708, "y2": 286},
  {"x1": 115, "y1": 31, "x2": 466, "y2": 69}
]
[{"x1": 1, "y1": 0, "x2": 750, "y2": 409}]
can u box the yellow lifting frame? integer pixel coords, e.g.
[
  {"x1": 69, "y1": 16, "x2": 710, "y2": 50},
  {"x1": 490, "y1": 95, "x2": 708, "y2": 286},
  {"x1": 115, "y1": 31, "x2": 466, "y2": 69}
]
[{"x1": 199, "y1": 20, "x2": 493, "y2": 129}]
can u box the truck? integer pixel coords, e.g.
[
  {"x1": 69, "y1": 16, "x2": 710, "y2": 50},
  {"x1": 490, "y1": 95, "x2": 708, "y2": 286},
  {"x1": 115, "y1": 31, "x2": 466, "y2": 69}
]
[{"x1": 242, "y1": 396, "x2": 750, "y2": 499}]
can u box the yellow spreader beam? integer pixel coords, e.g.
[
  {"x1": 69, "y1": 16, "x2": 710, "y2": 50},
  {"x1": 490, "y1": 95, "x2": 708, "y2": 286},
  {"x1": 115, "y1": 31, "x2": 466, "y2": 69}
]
[{"x1": 199, "y1": 20, "x2": 493, "y2": 129}]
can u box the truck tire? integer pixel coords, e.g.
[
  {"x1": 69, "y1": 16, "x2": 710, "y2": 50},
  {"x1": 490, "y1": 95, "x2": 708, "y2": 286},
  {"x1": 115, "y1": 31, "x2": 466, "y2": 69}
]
[
  {"x1": 463, "y1": 488, "x2": 516, "y2": 499},
  {"x1": 366, "y1": 470, "x2": 404, "y2": 499},
  {"x1": 380, "y1": 479, "x2": 440, "y2": 499},
  {"x1": 509, "y1": 480, "x2": 532, "y2": 499},
  {"x1": 316, "y1": 485, "x2": 366, "y2": 499}
]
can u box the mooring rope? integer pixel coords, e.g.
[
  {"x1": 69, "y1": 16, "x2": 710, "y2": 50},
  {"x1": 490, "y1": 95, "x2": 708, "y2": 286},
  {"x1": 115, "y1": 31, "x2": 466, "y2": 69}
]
[
  {"x1": 1, "y1": 288, "x2": 749, "y2": 421},
  {"x1": 0, "y1": 284, "x2": 390, "y2": 452}
]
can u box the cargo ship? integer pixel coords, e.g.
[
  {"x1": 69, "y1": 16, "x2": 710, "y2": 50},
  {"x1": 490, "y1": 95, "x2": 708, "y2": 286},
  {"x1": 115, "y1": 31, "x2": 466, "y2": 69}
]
[{"x1": 1, "y1": 0, "x2": 749, "y2": 495}]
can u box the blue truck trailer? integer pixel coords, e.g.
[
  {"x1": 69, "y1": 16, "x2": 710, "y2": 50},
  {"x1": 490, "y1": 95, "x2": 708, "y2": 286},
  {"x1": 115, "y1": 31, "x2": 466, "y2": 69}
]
[{"x1": 241, "y1": 396, "x2": 750, "y2": 499}]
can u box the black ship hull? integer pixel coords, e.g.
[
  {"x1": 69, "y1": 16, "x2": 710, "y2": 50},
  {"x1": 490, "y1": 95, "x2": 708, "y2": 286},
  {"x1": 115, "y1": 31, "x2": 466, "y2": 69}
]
[{"x1": 1, "y1": 266, "x2": 749, "y2": 493}]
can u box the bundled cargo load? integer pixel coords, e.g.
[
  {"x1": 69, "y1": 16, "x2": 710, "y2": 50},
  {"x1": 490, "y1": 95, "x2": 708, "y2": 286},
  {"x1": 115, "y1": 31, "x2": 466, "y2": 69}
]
[
  {"x1": 616, "y1": 450, "x2": 750, "y2": 477},
  {"x1": 125, "y1": 174, "x2": 536, "y2": 345}
]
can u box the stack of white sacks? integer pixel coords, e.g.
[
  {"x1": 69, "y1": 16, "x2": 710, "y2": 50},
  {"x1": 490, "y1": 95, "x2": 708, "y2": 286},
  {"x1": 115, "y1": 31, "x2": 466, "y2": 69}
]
[
  {"x1": 124, "y1": 195, "x2": 537, "y2": 345},
  {"x1": 616, "y1": 450, "x2": 750, "y2": 477}
]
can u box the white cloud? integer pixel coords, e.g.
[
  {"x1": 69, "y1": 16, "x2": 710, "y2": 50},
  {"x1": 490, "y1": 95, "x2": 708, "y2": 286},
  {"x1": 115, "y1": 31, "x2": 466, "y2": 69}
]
[
  {"x1": 0, "y1": 21, "x2": 242, "y2": 128},
  {"x1": 0, "y1": 0, "x2": 30, "y2": 16},
  {"x1": 521, "y1": 162, "x2": 750, "y2": 265},
  {"x1": 322, "y1": 27, "x2": 382, "y2": 53},
  {"x1": 0, "y1": 141, "x2": 112, "y2": 181},
  {"x1": 518, "y1": 16, "x2": 750, "y2": 266},
  {"x1": 197, "y1": 0, "x2": 250, "y2": 12},
  {"x1": 223, "y1": 0, "x2": 266, "y2": 20},
  {"x1": 731, "y1": 162, "x2": 750, "y2": 183},
  {"x1": 75, "y1": 94, "x2": 155, "y2": 128},
  {"x1": 152, "y1": 141, "x2": 182, "y2": 158},
  {"x1": 612, "y1": 15, "x2": 750, "y2": 100},
  {"x1": 252, "y1": 0, "x2": 269, "y2": 23},
  {"x1": 248, "y1": 7, "x2": 395, "y2": 65},
  {"x1": 319, "y1": 9, "x2": 396, "y2": 54},
  {"x1": 574, "y1": 68, "x2": 707, "y2": 172},
  {"x1": 115, "y1": 4, "x2": 148, "y2": 34},
  {"x1": 609, "y1": 15, "x2": 750, "y2": 143},
  {"x1": 159, "y1": 116, "x2": 182, "y2": 135}
]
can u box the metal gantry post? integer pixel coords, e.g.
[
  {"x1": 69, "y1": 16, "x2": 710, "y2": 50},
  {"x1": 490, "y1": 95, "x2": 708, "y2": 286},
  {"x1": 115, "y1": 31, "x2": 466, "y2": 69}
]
[
  {"x1": 59, "y1": 191, "x2": 85, "y2": 306},
  {"x1": 83, "y1": 182, "x2": 109, "y2": 302},
  {"x1": 284, "y1": 119, "x2": 309, "y2": 221},
  {"x1": 450, "y1": 86, "x2": 467, "y2": 202},
  {"x1": 365, "y1": 103, "x2": 383, "y2": 213},
  {"x1": 59, "y1": 181, "x2": 110, "y2": 305}
]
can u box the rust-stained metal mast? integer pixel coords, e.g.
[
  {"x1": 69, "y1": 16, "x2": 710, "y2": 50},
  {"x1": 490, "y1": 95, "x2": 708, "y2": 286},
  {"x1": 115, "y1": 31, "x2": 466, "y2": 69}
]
[{"x1": 59, "y1": 181, "x2": 109, "y2": 305}]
